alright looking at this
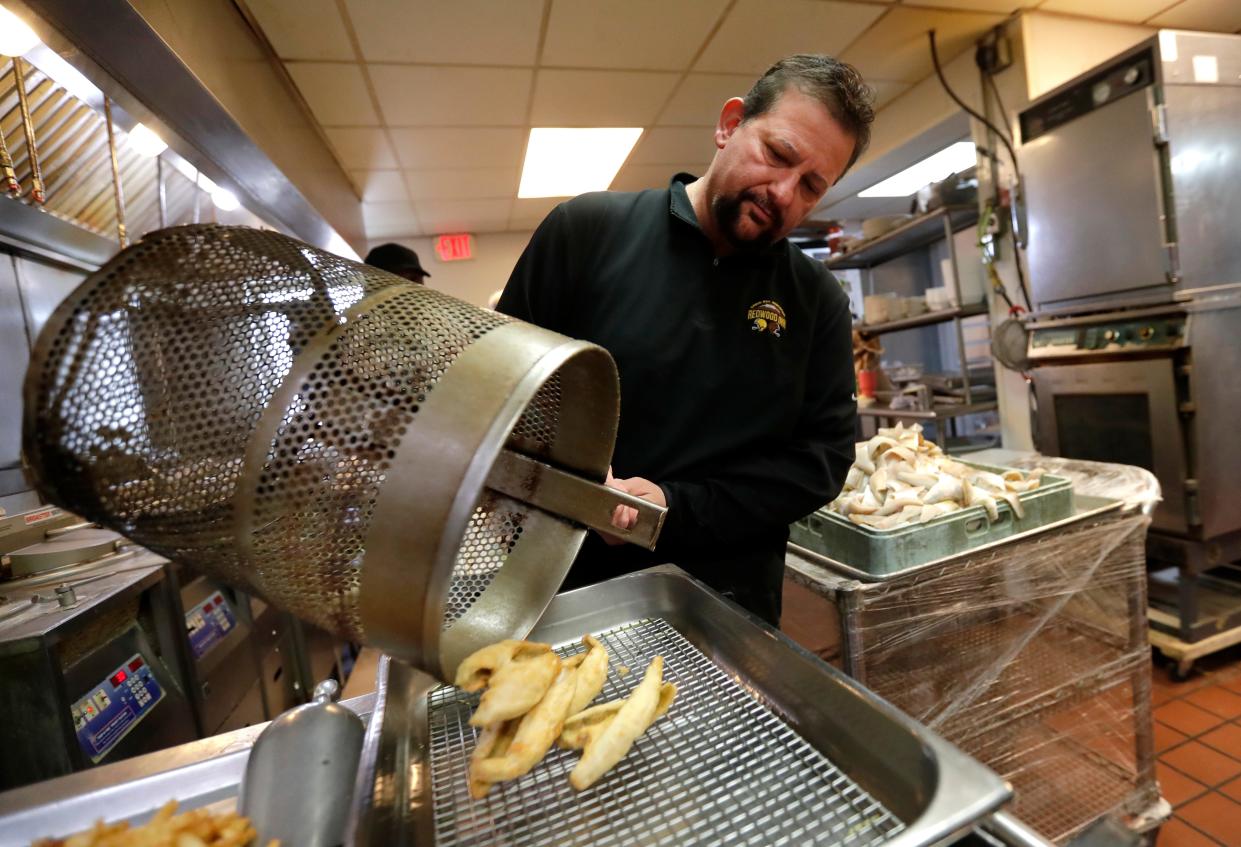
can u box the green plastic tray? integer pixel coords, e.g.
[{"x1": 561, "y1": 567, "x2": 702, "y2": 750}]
[{"x1": 789, "y1": 460, "x2": 1074, "y2": 577}]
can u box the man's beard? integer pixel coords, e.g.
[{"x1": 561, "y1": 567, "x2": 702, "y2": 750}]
[{"x1": 712, "y1": 189, "x2": 783, "y2": 253}]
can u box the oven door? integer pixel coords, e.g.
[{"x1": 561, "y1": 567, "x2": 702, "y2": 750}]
[{"x1": 1032, "y1": 358, "x2": 1187, "y2": 533}]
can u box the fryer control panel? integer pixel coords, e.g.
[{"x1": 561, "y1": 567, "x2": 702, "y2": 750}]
[
  {"x1": 1028, "y1": 315, "x2": 1186, "y2": 360},
  {"x1": 186, "y1": 590, "x2": 236, "y2": 660},
  {"x1": 72, "y1": 653, "x2": 164, "y2": 763}
]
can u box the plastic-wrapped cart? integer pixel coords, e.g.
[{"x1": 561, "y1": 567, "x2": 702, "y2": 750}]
[{"x1": 785, "y1": 454, "x2": 1164, "y2": 844}]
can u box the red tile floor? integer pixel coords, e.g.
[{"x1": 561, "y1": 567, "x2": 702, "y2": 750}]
[{"x1": 1149, "y1": 652, "x2": 1241, "y2": 847}]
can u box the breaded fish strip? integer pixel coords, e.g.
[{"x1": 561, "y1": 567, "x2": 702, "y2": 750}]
[
  {"x1": 468, "y1": 718, "x2": 517, "y2": 799},
  {"x1": 471, "y1": 663, "x2": 579, "y2": 785},
  {"x1": 558, "y1": 682, "x2": 676, "y2": 751},
  {"x1": 568, "y1": 635, "x2": 608, "y2": 714},
  {"x1": 455, "y1": 640, "x2": 550, "y2": 692},
  {"x1": 470, "y1": 649, "x2": 561, "y2": 726},
  {"x1": 569, "y1": 655, "x2": 664, "y2": 790}
]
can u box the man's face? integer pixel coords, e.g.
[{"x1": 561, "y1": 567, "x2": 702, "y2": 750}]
[{"x1": 706, "y1": 87, "x2": 856, "y2": 252}]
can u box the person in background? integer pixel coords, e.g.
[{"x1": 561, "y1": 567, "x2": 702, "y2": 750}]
[
  {"x1": 497, "y1": 54, "x2": 872, "y2": 625},
  {"x1": 365, "y1": 242, "x2": 431, "y2": 284}
]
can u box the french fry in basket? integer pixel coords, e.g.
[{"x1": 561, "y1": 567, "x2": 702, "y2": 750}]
[
  {"x1": 569, "y1": 655, "x2": 668, "y2": 791},
  {"x1": 30, "y1": 800, "x2": 271, "y2": 847}
]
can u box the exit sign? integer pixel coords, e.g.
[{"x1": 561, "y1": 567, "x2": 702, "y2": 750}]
[{"x1": 435, "y1": 233, "x2": 474, "y2": 262}]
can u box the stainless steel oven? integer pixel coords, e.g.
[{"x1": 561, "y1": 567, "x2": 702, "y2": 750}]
[
  {"x1": 1026, "y1": 288, "x2": 1241, "y2": 647},
  {"x1": 1018, "y1": 31, "x2": 1241, "y2": 314},
  {"x1": 1031, "y1": 348, "x2": 1188, "y2": 534}
]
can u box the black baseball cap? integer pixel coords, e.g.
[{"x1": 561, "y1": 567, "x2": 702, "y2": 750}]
[{"x1": 364, "y1": 242, "x2": 431, "y2": 280}]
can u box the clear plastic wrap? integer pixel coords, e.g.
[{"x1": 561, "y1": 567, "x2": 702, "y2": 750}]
[
  {"x1": 967, "y1": 448, "x2": 1162, "y2": 516},
  {"x1": 785, "y1": 508, "x2": 1159, "y2": 844}
]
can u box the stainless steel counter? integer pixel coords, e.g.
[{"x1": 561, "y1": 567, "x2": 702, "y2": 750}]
[{"x1": 0, "y1": 692, "x2": 376, "y2": 844}]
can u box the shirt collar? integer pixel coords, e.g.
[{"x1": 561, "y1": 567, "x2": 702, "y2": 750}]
[{"x1": 667, "y1": 172, "x2": 788, "y2": 258}]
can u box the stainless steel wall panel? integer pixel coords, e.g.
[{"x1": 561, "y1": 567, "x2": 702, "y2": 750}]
[
  {"x1": 1165, "y1": 85, "x2": 1241, "y2": 289},
  {"x1": 1184, "y1": 294, "x2": 1241, "y2": 538},
  {"x1": 0, "y1": 253, "x2": 30, "y2": 484}
]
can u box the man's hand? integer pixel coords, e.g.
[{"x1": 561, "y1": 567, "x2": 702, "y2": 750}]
[{"x1": 597, "y1": 470, "x2": 667, "y2": 546}]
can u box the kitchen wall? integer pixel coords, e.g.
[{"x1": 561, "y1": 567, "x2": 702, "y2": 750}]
[{"x1": 370, "y1": 231, "x2": 536, "y2": 309}]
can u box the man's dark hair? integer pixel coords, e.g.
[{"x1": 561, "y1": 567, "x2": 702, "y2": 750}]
[{"x1": 742, "y1": 54, "x2": 875, "y2": 176}]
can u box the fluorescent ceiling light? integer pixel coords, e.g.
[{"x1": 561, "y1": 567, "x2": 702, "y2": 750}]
[
  {"x1": 858, "y1": 141, "x2": 977, "y2": 198},
  {"x1": 127, "y1": 122, "x2": 168, "y2": 158},
  {"x1": 0, "y1": 5, "x2": 40, "y2": 57},
  {"x1": 518, "y1": 128, "x2": 643, "y2": 199},
  {"x1": 211, "y1": 188, "x2": 240, "y2": 212}
]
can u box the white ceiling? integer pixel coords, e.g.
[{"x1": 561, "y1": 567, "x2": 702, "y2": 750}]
[{"x1": 241, "y1": 0, "x2": 1241, "y2": 243}]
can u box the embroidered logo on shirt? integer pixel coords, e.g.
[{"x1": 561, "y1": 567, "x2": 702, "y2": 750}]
[{"x1": 747, "y1": 300, "x2": 786, "y2": 337}]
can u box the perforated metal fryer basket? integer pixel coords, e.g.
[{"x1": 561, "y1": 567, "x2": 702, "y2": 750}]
[{"x1": 22, "y1": 225, "x2": 662, "y2": 681}]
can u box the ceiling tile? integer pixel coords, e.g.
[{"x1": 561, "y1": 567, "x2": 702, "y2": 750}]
[
  {"x1": 285, "y1": 62, "x2": 378, "y2": 126},
  {"x1": 530, "y1": 70, "x2": 680, "y2": 126},
  {"x1": 509, "y1": 197, "x2": 562, "y2": 230},
  {"x1": 839, "y1": 7, "x2": 1006, "y2": 84},
  {"x1": 1148, "y1": 0, "x2": 1241, "y2": 31},
  {"x1": 368, "y1": 65, "x2": 532, "y2": 126},
  {"x1": 659, "y1": 73, "x2": 755, "y2": 125},
  {"x1": 695, "y1": 0, "x2": 886, "y2": 74},
  {"x1": 244, "y1": 0, "x2": 354, "y2": 60},
  {"x1": 1038, "y1": 0, "x2": 1170, "y2": 23},
  {"x1": 404, "y1": 167, "x2": 519, "y2": 200},
  {"x1": 362, "y1": 201, "x2": 421, "y2": 238},
  {"x1": 610, "y1": 163, "x2": 708, "y2": 193},
  {"x1": 325, "y1": 128, "x2": 398, "y2": 169},
  {"x1": 389, "y1": 127, "x2": 526, "y2": 170},
  {"x1": 417, "y1": 198, "x2": 513, "y2": 234},
  {"x1": 871, "y1": 80, "x2": 913, "y2": 109},
  {"x1": 343, "y1": 0, "x2": 543, "y2": 64},
  {"x1": 628, "y1": 127, "x2": 716, "y2": 165},
  {"x1": 348, "y1": 170, "x2": 407, "y2": 202},
  {"x1": 896, "y1": 0, "x2": 1033, "y2": 11},
  {"x1": 542, "y1": 0, "x2": 730, "y2": 70}
]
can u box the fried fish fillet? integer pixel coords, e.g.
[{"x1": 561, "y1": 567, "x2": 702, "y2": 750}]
[
  {"x1": 470, "y1": 649, "x2": 561, "y2": 727},
  {"x1": 569, "y1": 655, "x2": 665, "y2": 790},
  {"x1": 468, "y1": 718, "x2": 518, "y2": 799},
  {"x1": 455, "y1": 639, "x2": 551, "y2": 692},
  {"x1": 471, "y1": 663, "x2": 579, "y2": 786},
  {"x1": 558, "y1": 682, "x2": 676, "y2": 751},
  {"x1": 568, "y1": 635, "x2": 608, "y2": 714}
]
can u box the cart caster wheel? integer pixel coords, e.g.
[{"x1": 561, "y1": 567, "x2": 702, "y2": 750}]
[{"x1": 1171, "y1": 660, "x2": 1194, "y2": 682}]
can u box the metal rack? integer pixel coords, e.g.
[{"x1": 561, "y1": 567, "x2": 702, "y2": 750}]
[
  {"x1": 829, "y1": 206, "x2": 994, "y2": 446},
  {"x1": 785, "y1": 503, "x2": 1162, "y2": 844}
]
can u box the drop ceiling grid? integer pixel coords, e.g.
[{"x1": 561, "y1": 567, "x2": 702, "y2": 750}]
[{"x1": 241, "y1": 0, "x2": 1234, "y2": 239}]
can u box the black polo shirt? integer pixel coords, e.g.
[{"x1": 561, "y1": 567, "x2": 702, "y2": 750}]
[{"x1": 498, "y1": 174, "x2": 856, "y2": 622}]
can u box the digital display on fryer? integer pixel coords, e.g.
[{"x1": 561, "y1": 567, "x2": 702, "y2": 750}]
[{"x1": 72, "y1": 652, "x2": 165, "y2": 763}]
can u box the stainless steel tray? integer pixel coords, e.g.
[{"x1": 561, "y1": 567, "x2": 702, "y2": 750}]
[
  {"x1": 348, "y1": 566, "x2": 1010, "y2": 847},
  {"x1": 789, "y1": 462, "x2": 1074, "y2": 577}
]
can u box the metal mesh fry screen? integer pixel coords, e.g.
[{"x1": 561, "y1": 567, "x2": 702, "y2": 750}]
[
  {"x1": 23, "y1": 225, "x2": 619, "y2": 675},
  {"x1": 427, "y1": 618, "x2": 907, "y2": 847}
]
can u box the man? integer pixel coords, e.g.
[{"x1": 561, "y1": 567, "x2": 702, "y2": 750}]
[
  {"x1": 498, "y1": 55, "x2": 871, "y2": 625},
  {"x1": 365, "y1": 242, "x2": 431, "y2": 284}
]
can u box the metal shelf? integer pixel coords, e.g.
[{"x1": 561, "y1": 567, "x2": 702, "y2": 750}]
[
  {"x1": 826, "y1": 206, "x2": 980, "y2": 270},
  {"x1": 856, "y1": 401, "x2": 998, "y2": 421},
  {"x1": 855, "y1": 302, "x2": 988, "y2": 336}
]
